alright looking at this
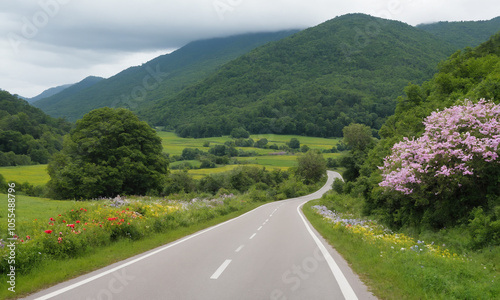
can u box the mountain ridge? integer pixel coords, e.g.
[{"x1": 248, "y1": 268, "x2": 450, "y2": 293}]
[
  {"x1": 417, "y1": 16, "x2": 500, "y2": 48},
  {"x1": 146, "y1": 13, "x2": 459, "y2": 138},
  {"x1": 28, "y1": 83, "x2": 73, "y2": 103},
  {"x1": 33, "y1": 30, "x2": 299, "y2": 122}
]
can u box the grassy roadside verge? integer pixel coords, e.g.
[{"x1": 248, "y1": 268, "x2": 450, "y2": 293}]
[
  {"x1": 0, "y1": 200, "x2": 267, "y2": 299},
  {"x1": 303, "y1": 199, "x2": 500, "y2": 300}
]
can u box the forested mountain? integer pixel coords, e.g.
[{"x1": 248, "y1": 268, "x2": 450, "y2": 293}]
[
  {"x1": 0, "y1": 90, "x2": 71, "y2": 166},
  {"x1": 33, "y1": 76, "x2": 104, "y2": 119},
  {"x1": 364, "y1": 31, "x2": 500, "y2": 172},
  {"x1": 28, "y1": 83, "x2": 73, "y2": 103},
  {"x1": 418, "y1": 16, "x2": 500, "y2": 49},
  {"x1": 33, "y1": 31, "x2": 298, "y2": 122},
  {"x1": 147, "y1": 14, "x2": 458, "y2": 138}
]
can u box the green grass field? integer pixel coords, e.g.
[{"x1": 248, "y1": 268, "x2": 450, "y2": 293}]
[
  {"x1": 0, "y1": 194, "x2": 77, "y2": 225},
  {"x1": 0, "y1": 165, "x2": 50, "y2": 186},
  {"x1": 0, "y1": 132, "x2": 342, "y2": 185},
  {"x1": 159, "y1": 131, "x2": 340, "y2": 156}
]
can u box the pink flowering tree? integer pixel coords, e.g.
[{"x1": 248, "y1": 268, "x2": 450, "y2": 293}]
[{"x1": 378, "y1": 100, "x2": 500, "y2": 228}]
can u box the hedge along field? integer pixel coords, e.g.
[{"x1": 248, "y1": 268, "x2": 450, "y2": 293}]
[
  {"x1": 239, "y1": 153, "x2": 342, "y2": 168},
  {"x1": 186, "y1": 164, "x2": 286, "y2": 179}
]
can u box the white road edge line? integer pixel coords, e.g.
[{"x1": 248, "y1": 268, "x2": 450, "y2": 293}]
[
  {"x1": 249, "y1": 233, "x2": 257, "y2": 239},
  {"x1": 210, "y1": 259, "x2": 232, "y2": 279},
  {"x1": 297, "y1": 202, "x2": 358, "y2": 300},
  {"x1": 33, "y1": 201, "x2": 278, "y2": 300}
]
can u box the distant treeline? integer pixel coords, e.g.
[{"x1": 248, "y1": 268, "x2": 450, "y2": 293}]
[{"x1": 0, "y1": 91, "x2": 71, "y2": 166}]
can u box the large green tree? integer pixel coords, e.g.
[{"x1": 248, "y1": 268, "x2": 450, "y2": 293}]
[
  {"x1": 47, "y1": 108, "x2": 168, "y2": 199},
  {"x1": 295, "y1": 150, "x2": 327, "y2": 184}
]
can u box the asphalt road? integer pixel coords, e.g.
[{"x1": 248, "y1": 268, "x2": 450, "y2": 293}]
[{"x1": 24, "y1": 171, "x2": 376, "y2": 300}]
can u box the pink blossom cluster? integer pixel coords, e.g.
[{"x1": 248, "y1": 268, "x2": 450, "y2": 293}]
[{"x1": 379, "y1": 100, "x2": 500, "y2": 194}]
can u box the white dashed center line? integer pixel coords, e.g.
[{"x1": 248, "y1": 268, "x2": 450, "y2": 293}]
[{"x1": 210, "y1": 259, "x2": 232, "y2": 279}]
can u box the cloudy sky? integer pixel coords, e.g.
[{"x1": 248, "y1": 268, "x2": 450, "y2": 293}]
[{"x1": 1, "y1": 0, "x2": 499, "y2": 98}]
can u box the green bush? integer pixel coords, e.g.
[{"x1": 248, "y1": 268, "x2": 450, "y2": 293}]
[{"x1": 468, "y1": 206, "x2": 500, "y2": 248}]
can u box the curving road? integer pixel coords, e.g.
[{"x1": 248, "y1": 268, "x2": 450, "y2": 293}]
[{"x1": 24, "y1": 171, "x2": 376, "y2": 300}]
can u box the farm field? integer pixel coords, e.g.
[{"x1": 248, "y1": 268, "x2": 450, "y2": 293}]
[
  {"x1": 0, "y1": 132, "x2": 343, "y2": 184},
  {"x1": 0, "y1": 164, "x2": 50, "y2": 186},
  {"x1": 158, "y1": 131, "x2": 341, "y2": 156}
]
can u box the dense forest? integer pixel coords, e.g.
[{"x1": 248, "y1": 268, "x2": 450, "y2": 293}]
[
  {"x1": 33, "y1": 31, "x2": 298, "y2": 122},
  {"x1": 345, "y1": 32, "x2": 500, "y2": 240},
  {"x1": 418, "y1": 16, "x2": 500, "y2": 48},
  {"x1": 0, "y1": 91, "x2": 71, "y2": 166},
  {"x1": 147, "y1": 14, "x2": 458, "y2": 138}
]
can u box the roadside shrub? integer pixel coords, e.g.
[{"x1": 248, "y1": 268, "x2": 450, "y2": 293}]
[
  {"x1": 468, "y1": 206, "x2": 500, "y2": 248},
  {"x1": 378, "y1": 100, "x2": 500, "y2": 228},
  {"x1": 332, "y1": 178, "x2": 344, "y2": 194}
]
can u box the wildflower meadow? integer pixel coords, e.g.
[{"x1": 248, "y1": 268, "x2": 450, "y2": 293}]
[{"x1": 0, "y1": 194, "x2": 244, "y2": 276}]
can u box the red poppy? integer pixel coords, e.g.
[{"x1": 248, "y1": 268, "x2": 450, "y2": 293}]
[
  {"x1": 80, "y1": 208, "x2": 84, "y2": 210},
  {"x1": 58, "y1": 214, "x2": 62, "y2": 216},
  {"x1": 63, "y1": 220, "x2": 66, "y2": 223},
  {"x1": 76, "y1": 220, "x2": 81, "y2": 224},
  {"x1": 50, "y1": 217, "x2": 54, "y2": 221},
  {"x1": 26, "y1": 235, "x2": 31, "y2": 240},
  {"x1": 45, "y1": 230, "x2": 53, "y2": 234},
  {"x1": 67, "y1": 224, "x2": 75, "y2": 228}
]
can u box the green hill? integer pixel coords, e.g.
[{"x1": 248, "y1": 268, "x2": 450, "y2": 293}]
[
  {"x1": 33, "y1": 31, "x2": 299, "y2": 122},
  {"x1": 28, "y1": 83, "x2": 73, "y2": 103},
  {"x1": 147, "y1": 14, "x2": 458, "y2": 138},
  {"x1": 417, "y1": 16, "x2": 500, "y2": 49},
  {"x1": 355, "y1": 32, "x2": 500, "y2": 235},
  {"x1": 33, "y1": 76, "x2": 104, "y2": 114},
  {"x1": 0, "y1": 90, "x2": 71, "y2": 166}
]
